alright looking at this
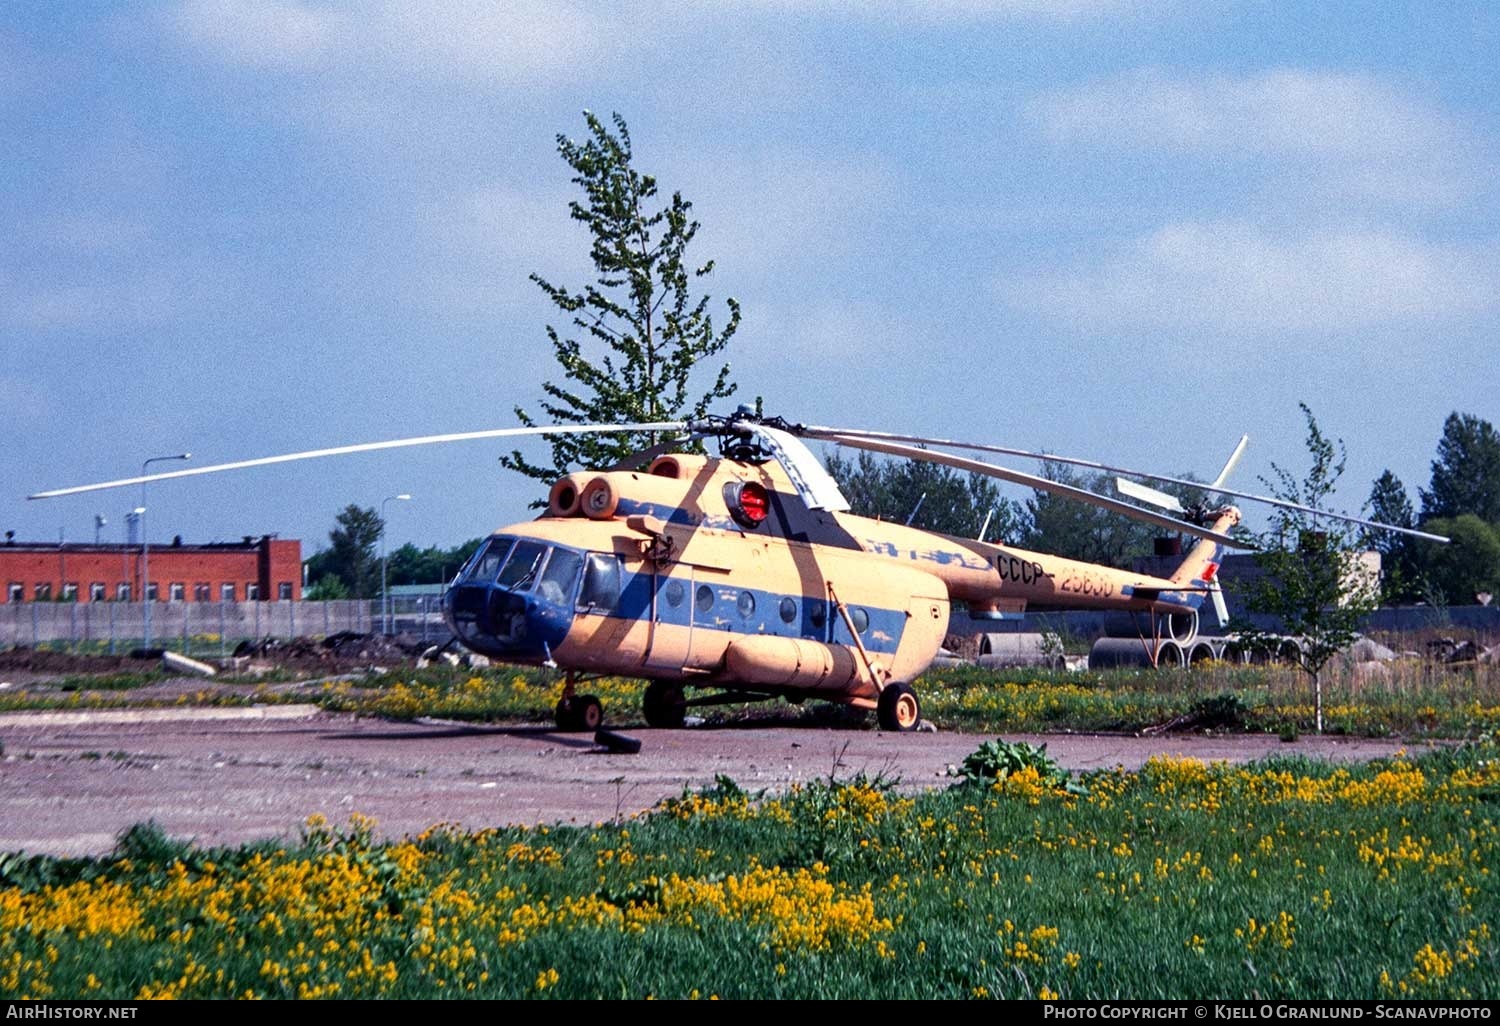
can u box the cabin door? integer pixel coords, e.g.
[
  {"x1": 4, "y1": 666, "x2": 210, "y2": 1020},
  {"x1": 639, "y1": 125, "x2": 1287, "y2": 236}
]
[{"x1": 642, "y1": 564, "x2": 695, "y2": 674}]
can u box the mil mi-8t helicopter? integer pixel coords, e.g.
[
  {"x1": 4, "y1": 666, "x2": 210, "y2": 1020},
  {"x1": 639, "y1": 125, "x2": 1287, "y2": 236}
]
[{"x1": 30, "y1": 408, "x2": 1446, "y2": 733}]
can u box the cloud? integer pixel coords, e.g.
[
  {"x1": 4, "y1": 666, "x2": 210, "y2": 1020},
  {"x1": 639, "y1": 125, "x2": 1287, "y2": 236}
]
[
  {"x1": 1031, "y1": 68, "x2": 1483, "y2": 208},
  {"x1": 1003, "y1": 220, "x2": 1500, "y2": 333},
  {"x1": 167, "y1": 0, "x2": 624, "y2": 85}
]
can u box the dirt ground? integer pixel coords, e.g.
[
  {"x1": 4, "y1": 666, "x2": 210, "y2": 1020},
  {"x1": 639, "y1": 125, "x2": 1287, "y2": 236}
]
[{"x1": 0, "y1": 707, "x2": 1441, "y2": 857}]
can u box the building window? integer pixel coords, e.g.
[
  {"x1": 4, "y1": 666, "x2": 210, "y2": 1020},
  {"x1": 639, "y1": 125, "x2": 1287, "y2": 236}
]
[
  {"x1": 221, "y1": 583, "x2": 236, "y2": 603},
  {"x1": 169, "y1": 583, "x2": 185, "y2": 602},
  {"x1": 278, "y1": 582, "x2": 293, "y2": 601},
  {"x1": 194, "y1": 583, "x2": 211, "y2": 602},
  {"x1": 61, "y1": 583, "x2": 79, "y2": 602},
  {"x1": 246, "y1": 583, "x2": 260, "y2": 601},
  {"x1": 7, "y1": 583, "x2": 22, "y2": 603},
  {"x1": 34, "y1": 583, "x2": 52, "y2": 601},
  {"x1": 117, "y1": 583, "x2": 132, "y2": 601},
  {"x1": 145, "y1": 583, "x2": 159, "y2": 602},
  {"x1": 90, "y1": 582, "x2": 106, "y2": 602}
]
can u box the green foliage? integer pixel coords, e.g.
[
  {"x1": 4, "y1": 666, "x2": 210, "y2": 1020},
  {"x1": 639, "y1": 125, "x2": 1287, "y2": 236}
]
[
  {"x1": 312, "y1": 505, "x2": 384, "y2": 599},
  {"x1": 950, "y1": 738, "x2": 1084, "y2": 794},
  {"x1": 1421, "y1": 412, "x2": 1500, "y2": 523},
  {"x1": 1024, "y1": 462, "x2": 1211, "y2": 569},
  {"x1": 1366, "y1": 469, "x2": 1422, "y2": 603},
  {"x1": 304, "y1": 574, "x2": 350, "y2": 601},
  {"x1": 386, "y1": 539, "x2": 484, "y2": 587},
  {"x1": 1230, "y1": 404, "x2": 1378, "y2": 732},
  {"x1": 502, "y1": 111, "x2": 741, "y2": 487},
  {"x1": 7, "y1": 748, "x2": 1497, "y2": 999},
  {"x1": 824, "y1": 449, "x2": 1024, "y2": 539},
  {"x1": 1413, "y1": 514, "x2": 1500, "y2": 606}
]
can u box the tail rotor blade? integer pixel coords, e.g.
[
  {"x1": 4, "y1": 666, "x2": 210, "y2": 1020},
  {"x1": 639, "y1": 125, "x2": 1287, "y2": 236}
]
[{"x1": 1115, "y1": 477, "x2": 1186, "y2": 514}]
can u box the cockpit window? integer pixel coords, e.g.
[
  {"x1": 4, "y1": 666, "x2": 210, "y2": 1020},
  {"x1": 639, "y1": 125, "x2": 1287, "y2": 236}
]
[
  {"x1": 496, "y1": 540, "x2": 548, "y2": 592},
  {"x1": 465, "y1": 537, "x2": 515, "y2": 583},
  {"x1": 579, "y1": 553, "x2": 621, "y2": 612},
  {"x1": 537, "y1": 548, "x2": 583, "y2": 605}
]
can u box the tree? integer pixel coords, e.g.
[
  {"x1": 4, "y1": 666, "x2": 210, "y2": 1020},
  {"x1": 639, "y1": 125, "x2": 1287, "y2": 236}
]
[
  {"x1": 1022, "y1": 462, "x2": 1213, "y2": 569},
  {"x1": 1365, "y1": 469, "x2": 1421, "y2": 603},
  {"x1": 502, "y1": 111, "x2": 741, "y2": 488},
  {"x1": 824, "y1": 450, "x2": 1024, "y2": 540},
  {"x1": 386, "y1": 538, "x2": 485, "y2": 587},
  {"x1": 1230, "y1": 404, "x2": 1377, "y2": 734},
  {"x1": 312, "y1": 505, "x2": 384, "y2": 600},
  {"x1": 1411, "y1": 515, "x2": 1500, "y2": 607},
  {"x1": 1421, "y1": 412, "x2": 1500, "y2": 523}
]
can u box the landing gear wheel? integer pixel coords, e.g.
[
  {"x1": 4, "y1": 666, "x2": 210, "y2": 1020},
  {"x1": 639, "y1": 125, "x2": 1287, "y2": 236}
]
[
  {"x1": 555, "y1": 694, "x2": 604, "y2": 732},
  {"x1": 877, "y1": 682, "x2": 921, "y2": 732},
  {"x1": 643, "y1": 681, "x2": 687, "y2": 729}
]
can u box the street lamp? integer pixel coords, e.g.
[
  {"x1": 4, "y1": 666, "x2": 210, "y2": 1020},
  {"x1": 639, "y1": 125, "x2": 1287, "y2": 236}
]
[
  {"x1": 141, "y1": 453, "x2": 190, "y2": 648},
  {"x1": 381, "y1": 494, "x2": 412, "y2": 635}
]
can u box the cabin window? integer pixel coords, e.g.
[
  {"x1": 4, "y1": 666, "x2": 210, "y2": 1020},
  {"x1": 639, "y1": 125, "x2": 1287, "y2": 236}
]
[
  {"x1": 537, "y1": 548, "x2": 583, "y2": 605},
  {"x1": 808, "y1": 600, "x2": 827, "y2": 630},
  {"x1": 779, "y1": 597, "x2": 797, "y2": 623},
  {"x1": 850, "y1": 607, "x2": 870, "y2": 634},
  {"x1": 694, "y1": 584, "x2": 715, "y2": 615},
  {"x1": 580, "y1": 554, "x2": 621, "y2": 611},
  {"x1": 736, "y1": 591, "x2": 756, "y2": 619},
  {"x1": 665, "y1": 580, "x2": 685, "y2": 607},
  {"x1": 496, "y1": 541, "x2": 547, "y2": 592},
  {"x1": 465, "y1": 537, "x2": 515, "y2": 583}
]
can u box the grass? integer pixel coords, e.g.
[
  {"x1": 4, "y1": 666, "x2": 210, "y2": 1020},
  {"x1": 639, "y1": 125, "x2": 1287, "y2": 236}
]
[{"x1": 2, "y1": 742, "x2": 1496, "y2": 999}]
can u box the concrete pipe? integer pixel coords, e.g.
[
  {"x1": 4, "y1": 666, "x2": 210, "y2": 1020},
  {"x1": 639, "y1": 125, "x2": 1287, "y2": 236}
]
[
  {"x1": 1102, "y1": 609, "x2": 1198, "y2": 646},
  {"x1": 1187, "y1": 640, "x2": 1217, "y2": 666},
  {"x1": 976, "y1": 632, "x2": 1061, "y2": 668},
  {"x1": 1089, "y1": 637, "x2": 1184, "y2": 670}
]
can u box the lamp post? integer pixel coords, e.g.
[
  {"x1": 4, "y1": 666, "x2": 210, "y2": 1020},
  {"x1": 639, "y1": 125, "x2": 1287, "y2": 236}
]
[
  {"x1": 141, "y1": 453, "x2": 190, "y2": 648},
  {"x1": 381, "y1": 494, "x2": 412, "y2": 635}
]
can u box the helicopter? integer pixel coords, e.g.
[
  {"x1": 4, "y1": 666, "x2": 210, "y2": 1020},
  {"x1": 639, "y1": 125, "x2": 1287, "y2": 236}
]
[{"x1": 29, "y1": 408, "x2": 1447, "y2": 733}]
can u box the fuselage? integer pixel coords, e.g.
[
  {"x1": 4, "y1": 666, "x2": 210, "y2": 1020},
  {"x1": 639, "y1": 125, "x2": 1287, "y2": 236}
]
[{"x1": 442, "y1": 451, "x2": 1232, "y2": 702}]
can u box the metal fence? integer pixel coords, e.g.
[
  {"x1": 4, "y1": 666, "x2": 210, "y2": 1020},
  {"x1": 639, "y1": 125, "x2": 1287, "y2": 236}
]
[{"x1": 0, "y1": 596, "x2": 453, "y2": 659}]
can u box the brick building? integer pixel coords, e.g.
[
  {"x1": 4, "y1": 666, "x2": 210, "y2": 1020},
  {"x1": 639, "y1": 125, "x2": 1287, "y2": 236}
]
[{"x1": 0, "y1": 536, "x2": 301, "y2": 604}]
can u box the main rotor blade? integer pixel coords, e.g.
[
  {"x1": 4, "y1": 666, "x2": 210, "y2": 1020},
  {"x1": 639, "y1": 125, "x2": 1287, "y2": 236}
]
[
  {"x1": 821, "y1": 434, "x2": 1250, "y2": 548},
  {"x1": 802, "y1": 425, "x2": 1449, "y2": 544},
  {"x1": 28, "y1": 422, "x2": 687, "y2": 500},
  {"x1": 747, "y1": 424, "x2": 852, "y2": 512}
]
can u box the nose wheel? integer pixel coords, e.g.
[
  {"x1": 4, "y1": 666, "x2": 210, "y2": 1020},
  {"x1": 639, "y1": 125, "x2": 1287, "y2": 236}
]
[{"x1": 555, "y1": 675, "x2": 604, "y2": 732}]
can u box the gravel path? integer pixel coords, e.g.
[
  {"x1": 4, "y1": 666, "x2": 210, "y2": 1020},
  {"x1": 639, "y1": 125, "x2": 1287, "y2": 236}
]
[{"x1": 0, "y1": 708, "x2": 1440, "y2": 856}]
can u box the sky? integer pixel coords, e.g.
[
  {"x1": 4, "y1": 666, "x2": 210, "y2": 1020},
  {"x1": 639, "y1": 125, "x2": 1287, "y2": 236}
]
[{"x1": 3, "y1": 1, "x2": 1496, "y2": 560}]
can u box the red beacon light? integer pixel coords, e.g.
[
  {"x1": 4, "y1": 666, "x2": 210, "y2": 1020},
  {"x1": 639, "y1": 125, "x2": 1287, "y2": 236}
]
[{"x1": 724, "y1": 480, "x2": 770, "y2": 529}]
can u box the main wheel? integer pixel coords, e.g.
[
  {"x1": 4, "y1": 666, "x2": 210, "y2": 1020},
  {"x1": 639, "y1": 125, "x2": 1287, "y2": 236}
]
[
  {"x1": 555, "y1": 694, "x2": 604, "y2": 732},
  {"x1": 876, "y1": 682, "x2": 921, "y2": 732},
  {"x1": 643, "y1": 681, "x2": 687, "y2": 728}
]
